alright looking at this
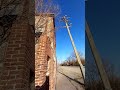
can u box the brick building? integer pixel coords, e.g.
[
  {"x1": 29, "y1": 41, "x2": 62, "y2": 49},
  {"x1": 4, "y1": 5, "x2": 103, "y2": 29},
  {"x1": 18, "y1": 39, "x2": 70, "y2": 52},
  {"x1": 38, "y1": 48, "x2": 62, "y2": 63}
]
[
  {"x1": 0, "y1": 0, "x2": 35, "y2": 90},
  {"x1": 0, "y1": 0, "x2": 56, "y2": 90},
  {"x1": 35, "y1": 14, "x2": 56, "y2": 90},
  {"x1": 0, "y1": 11, "x2": 35, "y2": 90}
]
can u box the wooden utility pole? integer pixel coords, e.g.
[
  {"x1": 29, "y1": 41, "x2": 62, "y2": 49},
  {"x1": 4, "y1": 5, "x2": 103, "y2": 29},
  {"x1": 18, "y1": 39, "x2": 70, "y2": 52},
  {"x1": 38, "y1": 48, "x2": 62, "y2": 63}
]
[
  {"x1": 62, "y1": 16, "x2": 85, "y2": 80},
  {"x1": 86, "y1": 21, "x2": 112, "y2": 90}
]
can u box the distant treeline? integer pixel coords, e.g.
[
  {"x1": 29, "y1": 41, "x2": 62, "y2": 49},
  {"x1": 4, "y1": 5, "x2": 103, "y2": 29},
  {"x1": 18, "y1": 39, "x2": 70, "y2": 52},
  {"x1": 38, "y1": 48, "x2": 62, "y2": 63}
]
[
  {"x1": 60, "y1": 59, "x2": 85, "y2": 66},
  {"x1": 60, "y1": 52, "x2": 85, "y2": 66}
]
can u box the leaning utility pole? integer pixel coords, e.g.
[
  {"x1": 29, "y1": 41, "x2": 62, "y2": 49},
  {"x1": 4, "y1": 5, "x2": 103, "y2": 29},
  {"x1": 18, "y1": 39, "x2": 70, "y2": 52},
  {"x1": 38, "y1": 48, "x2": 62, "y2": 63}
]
[
  {"x1": 86, "y1": 21, "x2": 112, "y2": 90},
  {"x1": 62, "y1": 15, "x2": 85, "y2": 81}
]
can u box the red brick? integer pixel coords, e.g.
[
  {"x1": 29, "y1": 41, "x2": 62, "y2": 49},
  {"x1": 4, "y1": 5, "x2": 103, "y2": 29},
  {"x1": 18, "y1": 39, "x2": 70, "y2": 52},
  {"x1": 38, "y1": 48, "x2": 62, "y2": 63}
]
[
  {"x1": 1, "y1": 85, "x2": 14, "y2": 89},
  {"x1": 7, "y1": 79, "x2": 24, "y2": 84},
  {"x1": 5, "y1": 66, "x2": 16, "y2": 70},
  {"x1": 8, "y1": 44, "x2": 19, "y2": 47},
  {"x1": 15, "y1": 84, "x2": 25, "y2": 88},
  {"x1": 35, "y1": 15, "x2": 56, "y2": 90},
  {"x1": 0, "y1": 75, "x2": 15, "y2": 80},
  {"x1": 4, "y1": 62, "x2": 11, "y2": 66},
  {"x1": 2, "y1": 71, "x2": 9, "y2": 75},
  {"x1": 11, "y1": 61, "x2": 24, "y2": 66},
  {"x1": 17, "y1": 66, "x2": 25, "y2": 70},
  {"x1": 9, "y1": 70, "x2": 23, "y2": 75},
  {"x1": 12, "y1": 54, "x2": 25, "y2": 58},
  {"x1": 6, "y1": 51, "x2": 18, "y2": 54},
  {"x1": 5, "y1": 59, "x2": 16, "y2": 62},
  {"x1": 5, "y1": 55, "x2": 12, "y2": 59}
]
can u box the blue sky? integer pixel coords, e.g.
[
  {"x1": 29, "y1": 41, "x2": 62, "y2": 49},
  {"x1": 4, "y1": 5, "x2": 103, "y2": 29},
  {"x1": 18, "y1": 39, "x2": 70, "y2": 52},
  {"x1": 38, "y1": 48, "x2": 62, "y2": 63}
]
[
  {"x1": 54, "y1": 0, "x2": 85, "y2": 63},
  {"x1": 86, "y1": 0, "x2": 120, "y2": 75}
]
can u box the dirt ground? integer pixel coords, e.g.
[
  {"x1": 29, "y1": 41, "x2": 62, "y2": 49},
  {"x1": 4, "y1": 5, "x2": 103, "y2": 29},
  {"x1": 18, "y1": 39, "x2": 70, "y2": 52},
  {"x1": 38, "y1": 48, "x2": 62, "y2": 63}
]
[{"x1": 56, "y1": 66, "x2": 85, "y2": 90}]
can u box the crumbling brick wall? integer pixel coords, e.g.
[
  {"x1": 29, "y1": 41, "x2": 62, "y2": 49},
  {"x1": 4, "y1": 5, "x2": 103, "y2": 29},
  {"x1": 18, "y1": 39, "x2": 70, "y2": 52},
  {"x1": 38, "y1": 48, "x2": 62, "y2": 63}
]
[
  {"x1": 35, "y1": 14, "x2": 56, "y2": 90},
  {"x1": 0, "y1": 0, "x2": 35, "y2": 89},
  {"x1": 0, "y1": 18, "x2": 35, "y2": 90}
]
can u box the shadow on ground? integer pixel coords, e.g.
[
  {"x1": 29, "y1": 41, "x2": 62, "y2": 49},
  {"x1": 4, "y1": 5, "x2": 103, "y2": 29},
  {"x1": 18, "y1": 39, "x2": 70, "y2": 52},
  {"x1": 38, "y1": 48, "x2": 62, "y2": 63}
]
[{"x1": 58, "y1": 71, "x2": 85, "y2": 86}]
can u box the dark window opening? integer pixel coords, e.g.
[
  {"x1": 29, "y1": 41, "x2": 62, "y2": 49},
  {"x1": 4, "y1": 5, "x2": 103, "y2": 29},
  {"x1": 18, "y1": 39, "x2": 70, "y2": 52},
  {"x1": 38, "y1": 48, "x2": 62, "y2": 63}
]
[{"x1": 35, "y1": 31, "x2": 42, "y2": 44}]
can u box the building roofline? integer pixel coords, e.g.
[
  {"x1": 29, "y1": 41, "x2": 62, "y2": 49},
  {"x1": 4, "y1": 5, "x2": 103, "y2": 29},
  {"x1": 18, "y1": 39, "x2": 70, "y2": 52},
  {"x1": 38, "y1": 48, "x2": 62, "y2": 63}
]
[{"x1": 35, "y1": 13, "x2": 54, "y2": 17}]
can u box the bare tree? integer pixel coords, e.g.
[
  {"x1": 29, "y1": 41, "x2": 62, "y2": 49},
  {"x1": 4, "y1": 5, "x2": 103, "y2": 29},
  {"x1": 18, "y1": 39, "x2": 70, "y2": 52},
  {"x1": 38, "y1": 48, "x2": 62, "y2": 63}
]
[
  {"x1": 60, "y1": 52, "x2": 85, "y2": 66},
  {"x1": 0, "y1": 0, "x2": 25, "y2": 79},
  {"x1": 35, "y1": 0, "x2": 60, "y2": 44},
  {"x1": 85, "y1": 58, "x2": 120, "y2": 90},
  {"x1": 0, "y1": 0, "x2": 27, "y2": 45},
  {"x1": 0, "y1": 1, "x2": 31, "y2": 89},
  {"x1": 0, "y1": 0, "x2": 60, "y2": 45},
  {"x1": 0, "y1": 0, "x2": 60, "y2": 89}
]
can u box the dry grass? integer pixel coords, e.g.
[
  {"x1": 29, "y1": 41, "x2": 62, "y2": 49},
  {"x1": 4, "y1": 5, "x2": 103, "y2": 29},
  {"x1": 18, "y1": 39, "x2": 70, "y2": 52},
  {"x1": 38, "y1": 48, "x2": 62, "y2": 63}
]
[{"x1": 85, "y1": 59, "x2": 120, "y2": 90}]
